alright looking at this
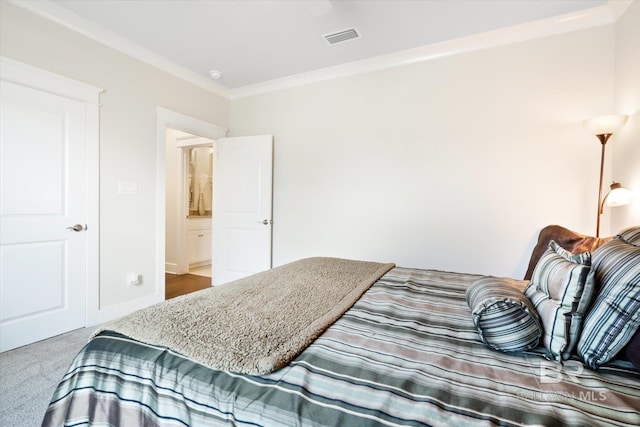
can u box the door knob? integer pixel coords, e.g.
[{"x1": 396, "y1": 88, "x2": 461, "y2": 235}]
[
  {"x1": 257, "y1": 219, "x2": 272, "y2": 225},
  {"x1": 66, "y1": 224, "x2": 84, "y2": 232}
]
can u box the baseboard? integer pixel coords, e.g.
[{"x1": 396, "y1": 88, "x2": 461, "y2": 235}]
[
  {"x1": 165, "y1": 262, "x2": 179, "y2": 274},
  {"x1": 88, "y1": 293, "x2": 163, "y2": 326},
  {"x1": 189, "y1": 261, "x2": 211, "y2": 270}
]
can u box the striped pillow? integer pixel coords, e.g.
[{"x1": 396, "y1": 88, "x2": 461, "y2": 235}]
[
  {"x1": 577, "y1": 236, "x2": 640, "y2": 369},
  {"x1": 617, "y1": 225, "x2": 640, "y2": 244},
  {"x1": 467, "y1": 276, "x2": 541, "y2": 353},
  {"x1": 524, "y1": 241, "x2": 592, "y2": 361}
]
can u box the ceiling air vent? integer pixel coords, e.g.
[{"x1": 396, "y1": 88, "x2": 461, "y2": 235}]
[{"x1": 322, "y1": 27, "x2": 361, "y2": 45}]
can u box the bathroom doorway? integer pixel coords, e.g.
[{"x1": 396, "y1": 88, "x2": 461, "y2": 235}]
[
  {"x1": 165, "y1": 128, "x2": 213, "y2": 281},
  {"x1": 184, "y1": 144, "x2": 213, "y2": 277}
]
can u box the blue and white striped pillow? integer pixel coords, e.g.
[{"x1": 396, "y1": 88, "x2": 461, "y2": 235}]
[
  {"x1": 467, "y1": 277, "x2": 542, "y2": 353},
  {"x1": 577, "y1": 233, "x2": 640, "y2": 369},
  {"x1": 524, "y1": 241, "x2": 592, "y2": 361}
]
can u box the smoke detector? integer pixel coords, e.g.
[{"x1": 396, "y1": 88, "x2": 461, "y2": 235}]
[
  {"x1": 209, "y1": 70, "x2": 222, "y2": 80},
  {"x1": 322, "y1": 27, "x2": 361, "y2": 45}
]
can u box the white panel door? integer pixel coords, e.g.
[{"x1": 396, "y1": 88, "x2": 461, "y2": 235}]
[
  {"x1": 212, "y1": 135, "x2": 273, "y2": 285},
  {"x1": 0, "y1": 81, "x2": 87, "y2": 351}
]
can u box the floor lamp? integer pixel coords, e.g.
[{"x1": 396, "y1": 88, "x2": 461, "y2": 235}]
[{"x1": 582, "y1": 114, "x2": 630, "y2": 237}]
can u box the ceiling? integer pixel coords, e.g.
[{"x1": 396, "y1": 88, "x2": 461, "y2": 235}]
[{"x1": 43, "y1": 0, "x2": 612, "y2": 91}]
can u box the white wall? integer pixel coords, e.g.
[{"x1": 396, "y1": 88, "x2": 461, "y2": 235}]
[
  {"x1": 230, "y1": 25, "x2": 616, "y2": 278},
  {"x1": 0, "y1": 3, "x2": 230, "y2": 312},
  {"x1": 2, "y1": 1, "x2": 634, "y2": 321},
  {"x1": 612, "y1": 0, "x2": 640, "y2": 232}
]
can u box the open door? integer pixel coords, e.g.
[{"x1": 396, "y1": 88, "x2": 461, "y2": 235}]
[{"x1": 212, "y1": 135, "x2": 273, "y2": 285}]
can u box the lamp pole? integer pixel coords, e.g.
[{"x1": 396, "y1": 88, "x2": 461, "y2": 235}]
[
  {"x1": 595, "y1": 133, "x2": 612, "y2": 238},
  {"x1": 583, "y1": 114, "x2": 628, "y2": 237}
]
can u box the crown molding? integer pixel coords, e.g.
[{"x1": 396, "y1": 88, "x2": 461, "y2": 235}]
[
  {"x1": 230, "y1": 0, "x2": 631, "y2": 99},
  {"x1": 11, "y1": 0, "x2": 631, "y2": 101},
  {"x1": 608, "y1": 0, "x2": 634, "y2": 19},
  {"x1": 10, "y1": 0, "x2": 231, "y2": 99}
]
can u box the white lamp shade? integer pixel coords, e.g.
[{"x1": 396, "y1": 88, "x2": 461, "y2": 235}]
[
  {"x1": 583, "y1": 114, "x2": 628, "y2": 135},
  {"x1": 607, "y1": 185, "x2": 632, "y2": 207}
]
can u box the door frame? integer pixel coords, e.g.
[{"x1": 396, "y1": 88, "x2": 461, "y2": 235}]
[
  {"x1": 155, "y1": 108, "x2": 226, "y2": 295},
  {"x1": 0, "y1": 56, "x2": 103, "y2": 327},
  {"x1": 176, "y1": 137, "x2": 215, "y2": 275}
]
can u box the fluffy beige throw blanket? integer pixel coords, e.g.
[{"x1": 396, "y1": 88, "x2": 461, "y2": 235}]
[{"x1": 93, "y1": 257, "x2": 394, "y2": 375}]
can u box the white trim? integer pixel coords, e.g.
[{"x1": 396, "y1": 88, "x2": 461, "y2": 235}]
[
  {"x1": 177, "y1": 136, "x2": 215, "y2": 148},
  {"x1": 165, "y1": 262, "x2": 179, "y2": 275},
  {"x1": 156, "y1": 108, "x2": 226, "y2": 308},
  {"x1": 0, "y1": 56, "x2": 102, "y2": 103},
  {"x1": 90, "y1": 294, "x2": 164, "y2": 326},
  {"x1": 157, "y1": 107, "x2": 228, "y2": 139},
  {"x1": 11, "y1": 0, "x2": 632, "y2": 100},
  {"x1": 608, "y1": 0, "x2": 634, "y2": 19},
  {"x1": 10, "y1": 0, "x2": 231, "y2": 99},
  {"x1": 231, "y1": 1, "x2": 628, "y2": 98},
  {"x1": 0, "y1": 56, "x2": 103, "y2": 328},
  {"x1": 84, "y1": 100, "x2": 101, "y2": 327},
  {"x1": 177, "y1": 147, "x2": 189, "y2": 275}
]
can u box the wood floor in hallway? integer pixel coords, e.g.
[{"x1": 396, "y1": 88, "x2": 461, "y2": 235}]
[{"x1": 165, "y1": 273, "x2": 211, "y2": 299}]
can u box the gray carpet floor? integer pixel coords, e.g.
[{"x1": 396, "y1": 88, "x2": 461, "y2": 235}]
[{"x1": 0, "y1": 327, "x2": 95, "y2": 427}]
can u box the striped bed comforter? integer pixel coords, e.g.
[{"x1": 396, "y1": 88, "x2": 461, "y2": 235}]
[{"x1": 42, "y1": 268, "x2": 640, "y2": 426}]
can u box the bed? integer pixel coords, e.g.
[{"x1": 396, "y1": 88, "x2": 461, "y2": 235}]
[{"x1": 42, "y1": 226, "x2": 640, "y2": 426}]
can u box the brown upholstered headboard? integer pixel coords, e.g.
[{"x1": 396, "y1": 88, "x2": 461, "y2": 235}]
[{"x1": 524, "y1": 225, "x2": 611, "y2": 280}]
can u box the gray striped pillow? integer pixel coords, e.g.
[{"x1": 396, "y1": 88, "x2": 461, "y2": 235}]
[
  {"x1": 617, "y1": 225, "x2": 640, "y2": 244},
  {"x1": 524, "y1": 241, "x2": 592, "y2": 361},
  {"x1": 577, "y1": 235, "x2": 640, "y2": 369},
  {"x1": 467, "y1": 277, "x2": 541, "y2": 353}
]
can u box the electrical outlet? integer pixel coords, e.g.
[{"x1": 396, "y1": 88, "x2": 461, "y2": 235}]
[{"x1": 126, "y1": 272, "x2": 141, "y2": 286}]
